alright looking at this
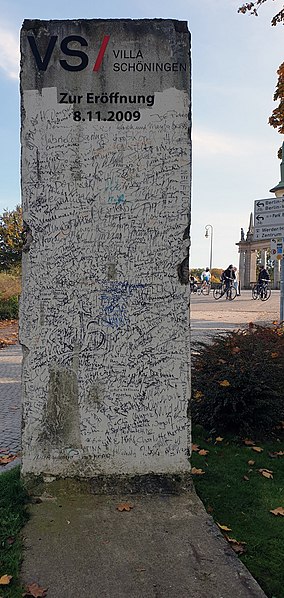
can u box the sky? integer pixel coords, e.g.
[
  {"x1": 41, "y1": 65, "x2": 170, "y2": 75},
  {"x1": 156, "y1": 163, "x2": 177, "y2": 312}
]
[{"x1": 0, "y1": 0, "x2": 283, "y2": 268}]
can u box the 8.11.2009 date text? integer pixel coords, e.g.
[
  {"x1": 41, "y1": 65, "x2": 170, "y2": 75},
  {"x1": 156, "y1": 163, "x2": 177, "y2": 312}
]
[{"x1": 73, "y1": 110, "x2": 141, "y2": 122}]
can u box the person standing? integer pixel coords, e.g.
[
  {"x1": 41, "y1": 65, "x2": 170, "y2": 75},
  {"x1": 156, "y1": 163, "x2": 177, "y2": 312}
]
[
  {"x1": 233, "y1": 267, "x2": 240, "y2": 295},
  {"x1": 223, "y1": 264, "x2": 235, "y2": 297}
]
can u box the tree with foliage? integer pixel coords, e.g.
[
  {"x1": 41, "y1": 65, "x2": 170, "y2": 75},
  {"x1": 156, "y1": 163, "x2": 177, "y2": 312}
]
[
  {"x1": 268, "y1": 61, "x2": 284, "y2": 144},
  {"x1": 0, "y1": 205, "x2": 23, "y2": 272},
  {"x1": 238, "y1": 1, "x2": 284, "y2": 155},
  {"x1": 238, "y1": 1, "x2": 284, "y2": 25}
]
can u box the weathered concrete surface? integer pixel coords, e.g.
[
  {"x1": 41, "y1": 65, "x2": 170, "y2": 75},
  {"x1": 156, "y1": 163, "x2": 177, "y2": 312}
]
[
  {"x1": 20, "y1": 18, "x2": 191, "y2": 479},
  {"x1": 21, "y1": 490, "x2": 267, "y2": 598}
]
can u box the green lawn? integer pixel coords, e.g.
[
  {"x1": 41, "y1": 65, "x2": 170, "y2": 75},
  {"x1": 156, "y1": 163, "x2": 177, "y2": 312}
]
[
  {"x1": 0, "y1": 467, "x2": 28, "y2": 597},
  {"x1": 192, "y1": 425, "x2": 284, "y2": 598}
]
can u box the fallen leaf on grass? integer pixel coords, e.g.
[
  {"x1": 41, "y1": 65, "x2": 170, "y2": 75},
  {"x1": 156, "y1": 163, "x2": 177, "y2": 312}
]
[
  {"x1": 231, "y1": 347, "x2": 241, "y2": 354},
  {"x1": 0, "y1": 575, "x2": 12, "y2": 585},
  {"x1": 217, "y1": 523, "x2": 232, "y2": 532},
  {"x1": 6, "y1": 536, "x2": 15, "y2": 545},
  {"x1": 191, "y1": 467, "x2": 205, "y2": 475},
  {"x1": 191, "y1": 444, "x2": 199, "y2": 452},
  {"x1": 251, "y1": 446, "x2": 263, "y2": 453},
  {"x1": 230, "y1": 543, "x2": 246, "y2": 555},
  {"x1": 243, "y1": 439, "x2": 255, "y2": 446},
  {"x1": 226, "y1": 536, "x2": 247, "y2": 553},
  {"x1": 243, "y1": 475, "x2": 249, "y2": 481},
  {"x1": 116, "y1": 502, "x2": 134, "y2": 512},
  {"x1": 218, "y1": 380, "x2": 230, "y2": 387},
  {"x1": 198, "y1": 449, "x2": 209, "y2": 456},
  {"x1": 270, "y1": 451, "x2": 284, "y2": 457},
  {"x1": 226, "y1": 536, "x2": 246, "y2": 545},
  {"x1": 270, "y1": 507, "x2": 284, "y2": 516},
  {"x1": 215, "y1": 437, "x2": 224, "y2": 442},
  {"x1": 271, "y1": 352, "x2": 279, "y2": 358},
  {"x1": 248, "y1": 460, "x2": 255, "y2": 466},
  {"x1": 193, "y1": 391, "x2": 204, "y2": 399},
  {"x1": 259, "y1": 469, "x2": 273, "y2": 479},
  {"x1": 218, "y1": 359, "x2": 226, "y2": 364},
  {"x1": 0, "y1": 455, "x2": 16, "y2": 465},
  {"x1": 23, "y1": 582, "x2": 48, "y2": 597}
]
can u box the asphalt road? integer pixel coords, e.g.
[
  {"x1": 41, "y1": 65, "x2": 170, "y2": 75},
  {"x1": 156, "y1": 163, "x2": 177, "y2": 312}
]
[{"x1": 190, "y1": 289, "x2": 280, "y2": 343}]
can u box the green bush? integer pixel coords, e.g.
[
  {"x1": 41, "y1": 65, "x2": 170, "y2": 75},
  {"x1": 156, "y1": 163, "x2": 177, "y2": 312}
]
[
  {"x1": 191, "y1": 323, "x2": 284, "y2": 438},
  {"x1": 0, "y1": 295, "x2": 19, "y2": 320}
]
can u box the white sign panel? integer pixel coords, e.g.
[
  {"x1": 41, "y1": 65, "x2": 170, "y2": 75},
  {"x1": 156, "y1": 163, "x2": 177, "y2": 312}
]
[
  {"x1": 254, "y1": 224, "x2": 284, "y2": 240},
  {"x1": 254, "y1": 197, "x2": 284, "y2": 213},
  {"x1": 254, "y1": 211, "x2": 284, "y2": 227}
]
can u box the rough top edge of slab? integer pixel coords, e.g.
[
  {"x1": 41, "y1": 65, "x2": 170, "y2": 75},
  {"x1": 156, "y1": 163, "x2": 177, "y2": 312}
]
[
  {"x1": 22, "y1": 471, "x2": 193, "y2": 497},
  {"x1": 21, "y1": 18, "x2": 189, "y2": 33}
]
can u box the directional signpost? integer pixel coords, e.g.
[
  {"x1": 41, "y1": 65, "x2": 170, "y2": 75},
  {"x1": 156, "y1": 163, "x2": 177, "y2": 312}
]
[
  {"x1": 270, "y1": 238, "x2": 284, "y2": 262},
  {"x1": 254, "y1": 198, "x2": 284, "y2": 322},
  {"x1": 254, "y1": 198, "x2": 284, "y2": 240}
]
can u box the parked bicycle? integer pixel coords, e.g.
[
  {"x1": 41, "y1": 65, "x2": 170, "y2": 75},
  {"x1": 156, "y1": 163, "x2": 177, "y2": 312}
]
[
  {"x1": 252, "y1": 280, "x2": 271, "y2": 301},
  {"x1": 213, "y1": 279, "x2": 237, "y2": 300}
]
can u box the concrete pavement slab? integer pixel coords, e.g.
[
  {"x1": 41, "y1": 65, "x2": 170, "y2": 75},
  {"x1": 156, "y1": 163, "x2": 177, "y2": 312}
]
[{"x1": 21, "y1": 489, "x2": 267, "y2": 598}]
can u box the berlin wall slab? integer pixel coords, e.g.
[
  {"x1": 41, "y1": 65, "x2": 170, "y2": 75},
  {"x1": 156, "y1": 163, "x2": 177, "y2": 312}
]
[{"x1": 20, "y1": 19, "x2": 191, "y2": 483}]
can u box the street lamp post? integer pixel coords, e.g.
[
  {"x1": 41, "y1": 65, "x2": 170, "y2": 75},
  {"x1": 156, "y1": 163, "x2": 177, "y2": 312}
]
[{"x1": 205, "y1": 224, "x2": 213, "y2": 270}]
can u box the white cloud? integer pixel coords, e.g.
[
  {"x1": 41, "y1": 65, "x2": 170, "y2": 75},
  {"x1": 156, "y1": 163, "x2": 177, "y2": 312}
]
[
  {"x1": 0, "y1": 26, "x2": 19, "y2": 80},
  {"x1": 192, "y1": 127, "x2": 276, "y2": 158}
]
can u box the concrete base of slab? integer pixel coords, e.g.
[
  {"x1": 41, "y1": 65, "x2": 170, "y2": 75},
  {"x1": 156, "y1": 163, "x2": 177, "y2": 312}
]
[
  {"x1": 21, "y1": 489, "x2": 267, "y2": 598},
  {"x1": 22, "y1": 471, "x2": 192, "y2": 496}
]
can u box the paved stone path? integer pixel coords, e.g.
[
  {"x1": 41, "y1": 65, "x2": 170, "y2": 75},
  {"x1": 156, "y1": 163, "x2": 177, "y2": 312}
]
[{"x1": 0, "y1": 344, "x2": 22, "y2": 472}]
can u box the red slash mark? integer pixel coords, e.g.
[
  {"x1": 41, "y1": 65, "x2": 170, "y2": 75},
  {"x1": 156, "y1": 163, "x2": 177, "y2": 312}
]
[{"x1": 93, "y1": 35, "x2": 110, "y2": 71}]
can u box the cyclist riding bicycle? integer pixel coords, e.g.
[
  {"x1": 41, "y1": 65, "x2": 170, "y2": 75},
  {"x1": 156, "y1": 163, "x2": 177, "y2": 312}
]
[
  {"x1": 223, "y1": 264, "x2": 235, "y2": 298},
  {"x1": 200, "y1": 267, "x2": 211, "y2": 290},
  {"x1": 257, "y1": 265, "x2": 270, "y2": 290}
]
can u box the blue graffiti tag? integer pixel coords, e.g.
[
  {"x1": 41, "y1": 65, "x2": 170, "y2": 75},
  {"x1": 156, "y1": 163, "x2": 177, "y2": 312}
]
[
  {"x1": 100, "y1": 281, "x2": 146, "y2": 330},
  {"x1": 108, "y1": 193, "x2": 125, "y2": 206}
]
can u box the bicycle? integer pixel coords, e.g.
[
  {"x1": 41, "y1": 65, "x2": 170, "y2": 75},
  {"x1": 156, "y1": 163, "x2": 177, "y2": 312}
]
[
  {"x1": 199, "y1": 280, "x2": 211, "y2": 295},
  {"x1": 190, "y1": 281, "x2": 209, "y2": 295},
  {"x1": 252, "y1": 280, "x2": 271, "y2": 301},
  {"x1": 213, "y1": 279, "x2": 237, "y2": 300},
  {"x1": 190, "y1": 281, "x2": 199, "y2": 294}
]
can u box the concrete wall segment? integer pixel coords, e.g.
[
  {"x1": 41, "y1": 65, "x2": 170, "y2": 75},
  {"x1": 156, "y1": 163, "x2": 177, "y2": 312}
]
[{"x1": 20, "y1": 18, "x2": 191, "y2": 480}]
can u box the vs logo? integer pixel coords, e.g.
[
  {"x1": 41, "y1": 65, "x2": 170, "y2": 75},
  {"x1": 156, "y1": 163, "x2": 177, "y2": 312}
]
[{"x1": 27, "y1": 34, "x2": 110, "y2": 72}]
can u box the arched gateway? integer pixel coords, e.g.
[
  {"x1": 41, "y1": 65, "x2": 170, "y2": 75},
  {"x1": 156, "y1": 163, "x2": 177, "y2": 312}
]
[{"x1": 236, "y1": 144, "x2": 284, "y2": 290}]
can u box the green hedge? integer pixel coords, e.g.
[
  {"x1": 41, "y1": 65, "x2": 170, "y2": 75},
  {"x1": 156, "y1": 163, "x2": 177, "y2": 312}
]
[
  {"x1": 191, "y1": 323, "x2": 284, "y2": 438},
  {"x1": 0, "y1": 295, "x2": 19, "y2": 320}
]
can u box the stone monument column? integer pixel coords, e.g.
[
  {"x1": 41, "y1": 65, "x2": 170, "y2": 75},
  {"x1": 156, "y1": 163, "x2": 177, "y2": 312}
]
[
  {"x1": 260, "y1": 250, "x2": 267, "y2": 267},
  {"x1": 238, "y1": 250, "x2": 245, "y2": 289},
  {"x1": 20, "y1": 19, "x2": 191, "y2": 488}
]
